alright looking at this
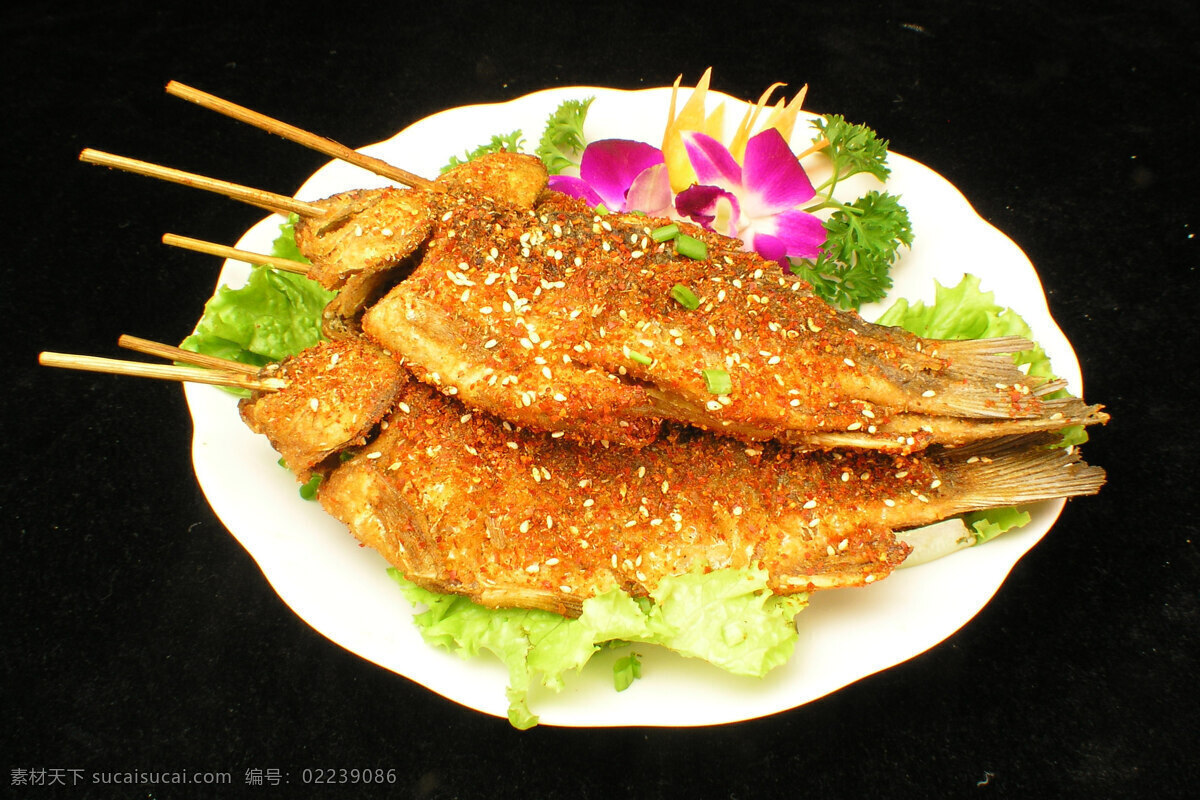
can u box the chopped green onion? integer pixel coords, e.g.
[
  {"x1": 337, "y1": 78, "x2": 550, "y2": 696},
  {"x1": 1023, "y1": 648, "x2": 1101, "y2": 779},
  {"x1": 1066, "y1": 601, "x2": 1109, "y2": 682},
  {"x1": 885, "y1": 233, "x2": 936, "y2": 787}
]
[
  {"x1": 613, "y1": 652, "x2": 642, "y2": 691},
  {"x1": 670, "y1": 284, "x2": 701, "y2": 310},
  {"x1": 627, "y1": 348, "x2": 653, "y2": 366},
  {"x1": 299, "y1": 473, "x2": 322, "y2": 500},
  {"x1": 594, "y1": 203, "x2": 610, "y2": 215},
  {"x1": 702, "y1": 368, "x2": 732, "y2": 395},
  {"x1": 651, "y1": 223, "x2": 680, "y2": 242},
  {"x1": 675, "y1": 233, "x2": 708, "y2": 260}
]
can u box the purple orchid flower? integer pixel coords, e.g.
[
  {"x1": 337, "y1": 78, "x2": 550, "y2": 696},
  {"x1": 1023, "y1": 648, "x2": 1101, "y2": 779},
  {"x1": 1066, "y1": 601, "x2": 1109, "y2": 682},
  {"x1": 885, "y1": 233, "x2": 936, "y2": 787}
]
[
  {"x1": 675, "y1": 127, "x2": 827, "y2": 266},
  {"x1": 548, "y1": 139, "x2": 674, "y2": 217}
]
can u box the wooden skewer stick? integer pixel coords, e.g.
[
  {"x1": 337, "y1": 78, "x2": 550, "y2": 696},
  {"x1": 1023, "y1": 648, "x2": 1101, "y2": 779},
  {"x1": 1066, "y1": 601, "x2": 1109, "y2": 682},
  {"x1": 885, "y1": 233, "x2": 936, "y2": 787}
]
[
  {"x1": 162, "y1": 233, "x2": 310, "y2": 275},
  {"x1": 117, "y1": 334, "x2": 263, "y2": 375},
  {"x1": 38, "y1": 351, "x2": 284, "y2": 392},
  {"x1": 165, "y1": 81, "x2": 441, "y2": 193},
  {"x1": 79, "y1": 149, "x2": 326, "y2": 218}
]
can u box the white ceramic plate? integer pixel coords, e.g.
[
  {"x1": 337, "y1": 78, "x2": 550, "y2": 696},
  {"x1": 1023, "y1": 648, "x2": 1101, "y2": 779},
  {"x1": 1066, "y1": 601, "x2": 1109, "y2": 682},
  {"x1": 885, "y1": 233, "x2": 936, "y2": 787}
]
[{"x1": 184, "y1": 86, "x2": 1082, "y2": 727}]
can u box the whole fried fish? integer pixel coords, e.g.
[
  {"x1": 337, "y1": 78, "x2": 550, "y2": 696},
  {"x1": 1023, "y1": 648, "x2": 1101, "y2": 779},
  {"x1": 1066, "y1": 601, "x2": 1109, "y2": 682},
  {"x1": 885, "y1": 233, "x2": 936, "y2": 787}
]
[
  {"x1": 294, "y1": 154, "x2": 1107, "y2": 452},
  {"x1": 313, "y1": 370, "x2": 1106, "y2": 618}
]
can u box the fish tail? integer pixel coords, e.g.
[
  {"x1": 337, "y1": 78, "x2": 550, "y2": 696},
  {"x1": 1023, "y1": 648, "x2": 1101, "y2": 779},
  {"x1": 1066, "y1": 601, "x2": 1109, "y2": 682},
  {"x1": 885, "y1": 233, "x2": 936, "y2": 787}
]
[
  {"x1": 913, "y1": 337, "x2": 1090, "y2": 420},
  {"x1": 936, "y1": 434, "x2": 1107, "y2": 513}
]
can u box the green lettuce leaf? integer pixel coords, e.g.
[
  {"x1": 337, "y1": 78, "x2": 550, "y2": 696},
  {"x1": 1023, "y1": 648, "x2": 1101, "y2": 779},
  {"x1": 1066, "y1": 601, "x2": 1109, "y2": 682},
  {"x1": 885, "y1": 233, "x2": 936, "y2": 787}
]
[
  {"x1": 180, "y1": 216, "x2": 332, "y2": 372},
  {"x1": 963, "y1": 507, "x2": 1033, "y2": 545},
  {"x1": 389, "y1": 568, "x2": 806, "y2": 729}
]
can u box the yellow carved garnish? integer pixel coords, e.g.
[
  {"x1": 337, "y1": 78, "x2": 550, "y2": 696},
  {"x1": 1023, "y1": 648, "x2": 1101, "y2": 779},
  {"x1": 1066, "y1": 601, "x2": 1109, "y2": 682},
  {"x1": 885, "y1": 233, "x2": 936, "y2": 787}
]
[{"x1": 661, "y1": 69, "x2": 810, "y2": 193}]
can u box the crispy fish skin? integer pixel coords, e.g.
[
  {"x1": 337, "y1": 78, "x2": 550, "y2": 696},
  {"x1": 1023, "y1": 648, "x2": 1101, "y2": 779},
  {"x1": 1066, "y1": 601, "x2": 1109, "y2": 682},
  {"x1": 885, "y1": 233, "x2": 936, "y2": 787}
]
[
  {"x1": 238, "y1": 338, "x2": 405, "y2": 479},
  {"x1": 358, "y1": 182, "x2": 1105, "y2": 451},
  {"x1": 316, "y1": 376, "x2": 1105, "y2": 618}
]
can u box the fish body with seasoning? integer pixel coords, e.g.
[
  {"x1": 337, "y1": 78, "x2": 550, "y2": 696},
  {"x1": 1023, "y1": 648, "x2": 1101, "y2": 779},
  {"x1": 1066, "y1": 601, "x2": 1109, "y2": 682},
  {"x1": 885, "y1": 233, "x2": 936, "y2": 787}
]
[
  {"x1": 296, "y1": 366, "x2": 1105, "y2": 618},
  {"x1": 294, "y1": 153, "x2": 1106, "y2": 452},
  {"x1": 235, "y1": 339, "x2": 1104, "y2": 618}
]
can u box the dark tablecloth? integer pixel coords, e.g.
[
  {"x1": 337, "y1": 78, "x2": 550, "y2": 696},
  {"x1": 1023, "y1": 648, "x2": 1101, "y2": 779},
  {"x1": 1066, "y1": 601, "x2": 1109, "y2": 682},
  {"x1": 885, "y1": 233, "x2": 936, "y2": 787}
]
[{"x1": 4, "y1": 2, "x2": 1196, "y2": 797}]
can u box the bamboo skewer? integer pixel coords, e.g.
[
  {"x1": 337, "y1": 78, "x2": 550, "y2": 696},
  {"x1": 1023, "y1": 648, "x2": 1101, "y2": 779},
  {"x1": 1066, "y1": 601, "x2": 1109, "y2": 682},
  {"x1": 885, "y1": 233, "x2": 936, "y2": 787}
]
[
  {"x1": 117, "y1": 334, "x2": 264, "y2": 375},
  {"x1": 162, "y1": 233, "x2": 310, "y2": 275},
  {"x1": 40, "y1": 334, "x2": 285, "y2": 392},
  {"x1": 165, "y1": 81, "x2": 440, "y2": 193},
  {"x1": 79, "y1": 149, "x2": 326, "y2": 218},
  {"x1": 39, "y1": 351, "x2": 282, "y2": 391}
]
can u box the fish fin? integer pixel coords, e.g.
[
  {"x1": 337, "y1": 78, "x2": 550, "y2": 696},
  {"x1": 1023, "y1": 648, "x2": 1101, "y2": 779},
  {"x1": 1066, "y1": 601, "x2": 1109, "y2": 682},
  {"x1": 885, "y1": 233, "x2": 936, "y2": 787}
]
[
  {"x1": 912, "y1": 337, "x2": 1081, "y2": 419},
  {"x1": 936, "y1": 435, "x2": 1106, "y2": 514}
]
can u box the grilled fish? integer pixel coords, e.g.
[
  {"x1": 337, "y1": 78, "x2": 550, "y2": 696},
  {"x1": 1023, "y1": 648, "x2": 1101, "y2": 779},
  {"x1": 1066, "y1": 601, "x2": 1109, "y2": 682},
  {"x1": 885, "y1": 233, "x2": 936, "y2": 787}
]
[
  {"x1": 314, "y1": 370, "x2": 1106, "y2": 618},
  {"x1": 293, "y1": 154, "x2": 1107, "y2": 452}
]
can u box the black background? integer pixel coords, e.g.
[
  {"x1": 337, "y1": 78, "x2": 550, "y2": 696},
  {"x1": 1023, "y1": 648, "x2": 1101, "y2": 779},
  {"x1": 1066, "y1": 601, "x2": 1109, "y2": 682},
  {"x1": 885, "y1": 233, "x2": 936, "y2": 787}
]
[{"x1": 4, "y1": 2, "x2": 1197, "y2": 797}]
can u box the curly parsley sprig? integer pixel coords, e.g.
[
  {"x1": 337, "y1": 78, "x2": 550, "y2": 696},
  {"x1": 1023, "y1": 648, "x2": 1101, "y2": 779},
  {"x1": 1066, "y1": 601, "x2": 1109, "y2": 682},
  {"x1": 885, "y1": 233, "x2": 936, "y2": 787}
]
[
  {"x1": 791, "y1": 190, "x2": 913, "y2": 310},
  {"x1": 536, "y1": 97, "x2": 594, "y2": 175},
  {"x1": 440, "y1": 131, "x2": 526, "y2": 173},
  {"x1": 789, "y1": 115, "x2": 912, "y2": 310},
  {"x1": 810, "y1": 113, "x2": 892, "y2": 193}
]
